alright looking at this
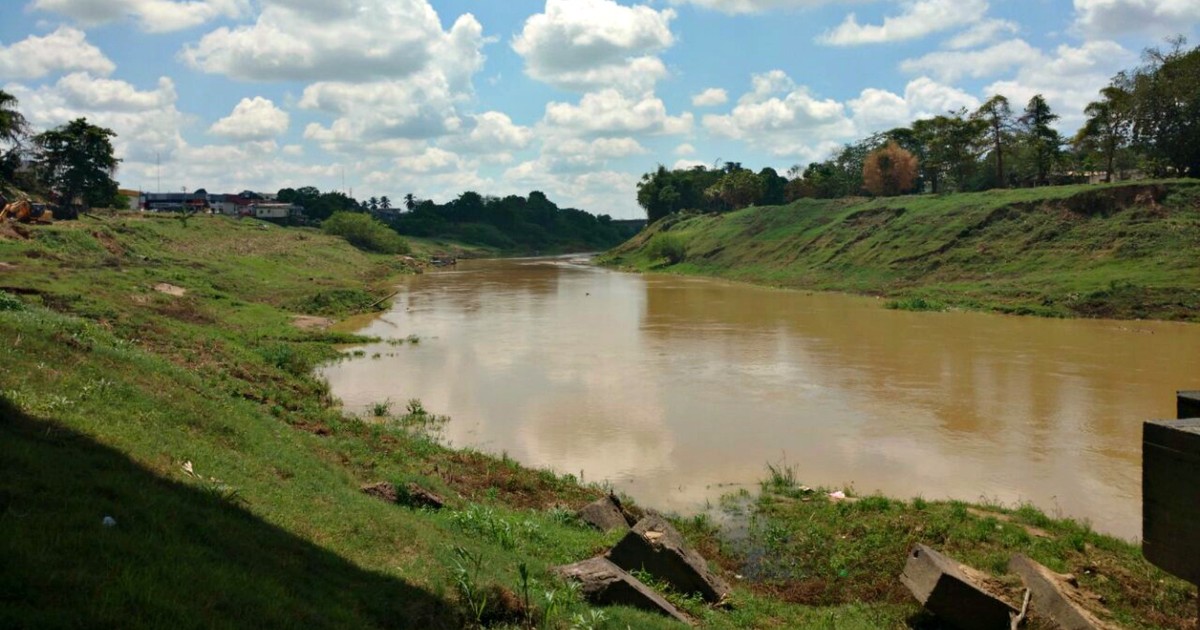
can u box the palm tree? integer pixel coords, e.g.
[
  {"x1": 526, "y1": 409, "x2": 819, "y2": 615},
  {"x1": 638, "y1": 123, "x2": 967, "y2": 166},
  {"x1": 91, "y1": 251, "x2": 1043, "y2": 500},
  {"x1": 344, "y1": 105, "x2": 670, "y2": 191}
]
[
  {"x1": 403, "y1": 193, "x2": 416, "y2": 211},
  {"x1": 0, "y1": 90, "x2": 29, "y2": 147},
  {"x1": 368, "y1": 196, "x2": 379, "y2": 211},
  {"x1": 379, "y1": 195, "x2": 391, "y2": 210}
]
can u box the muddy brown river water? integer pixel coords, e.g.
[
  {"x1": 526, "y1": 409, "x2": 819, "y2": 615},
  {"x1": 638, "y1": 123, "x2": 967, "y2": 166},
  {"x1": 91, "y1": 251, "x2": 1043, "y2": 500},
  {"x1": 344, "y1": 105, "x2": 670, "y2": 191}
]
[{"x1": 318, "y1": 257, "x2": 1200, "y2": 540}]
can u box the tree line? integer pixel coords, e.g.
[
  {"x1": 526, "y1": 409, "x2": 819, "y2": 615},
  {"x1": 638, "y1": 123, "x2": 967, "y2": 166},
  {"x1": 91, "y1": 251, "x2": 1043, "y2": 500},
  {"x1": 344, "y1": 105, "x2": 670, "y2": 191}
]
[{"x1": 639, "y1": 40, "x2": 1200, "y2": 223}]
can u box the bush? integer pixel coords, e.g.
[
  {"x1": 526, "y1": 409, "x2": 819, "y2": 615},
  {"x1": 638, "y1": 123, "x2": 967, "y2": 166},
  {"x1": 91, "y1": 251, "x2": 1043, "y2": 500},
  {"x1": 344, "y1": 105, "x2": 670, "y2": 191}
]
[
  {"x1": 321, "y1": 212, "x2": 410, "y2": 254},
  {"x1": 646, "y1": 232, "x2": 687, "y2": 264}
]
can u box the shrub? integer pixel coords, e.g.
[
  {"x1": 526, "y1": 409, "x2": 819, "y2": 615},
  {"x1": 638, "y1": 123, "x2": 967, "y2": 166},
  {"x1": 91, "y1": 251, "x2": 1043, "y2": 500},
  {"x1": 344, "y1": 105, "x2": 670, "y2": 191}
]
[
  {"x1": 645, "y1": 232, "x2": 687, "y2": 264},
  {"x1": 863, "y1": 142, "x2": 919, "y2": 197},
  {"x1": 321, "y1": 212, "x2": 410, "y2": 254}
]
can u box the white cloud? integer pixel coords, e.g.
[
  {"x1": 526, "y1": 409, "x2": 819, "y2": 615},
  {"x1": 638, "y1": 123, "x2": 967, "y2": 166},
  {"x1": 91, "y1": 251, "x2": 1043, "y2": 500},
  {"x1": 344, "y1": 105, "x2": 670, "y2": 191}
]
[
  {"x1": 0, "y1": 27, "x2": 115, "y2": 79},
  {"x1": 674, "y1": 143, "x2": 696, "y2": 155},
  {"x1": 512, "y1": 0, "x2": 675, "y2": 93},
  {"x1": 30, "y1": 0, "x2": 248, "y2": 32},
  {"x1": 666, "y1": 0, "x2": 858, "y2": 15},
  {"x1": 503, "y1": 162, "x2": 641, "y2": 217},
  {"x1": 184, "y1": 0, "x2": 481, "y2": 84},
  {"x1": 691, "y1": 88, "x2": 728, "y2": 107},
  {"x1": 284, "y1": 9, "x2": 485, "y2": 150},
  {"x1": 848, "y1": 77, "x2": 979, "y2": 133},
  {"x1": 1073, "y1": 0, "x2": 1200, "y2": 37},
  {"x1": 702, "y1": 70, "x2": 855, "y2": 156},
  {"x1": 542, "y1": 136, "x2": 647, "y2": 171},
  {"x1": 543, "y1": 90, "x2": 693, "y2": 137},
  {"x1": 209, "y1": 97, "x2": 289, "y2": 140},
  {"x1": 820, "y1": 0, "x2": 988, "y2": 45},
  {"x1": 985, "y1": 40, "x2": 1135, "y2": 130},
  {"x1": 944, "y1": 18, "x2": 1018, "y2": 49},
  {"x1": 392, "y1": 147, "x2": 465, "y2": 174},
  {"x1": 672, "y1": 158, "x2": 708, "y2": 170},
  {"x1": 5, "y1": 72, "x2": 185, "y2": 166},
  {"x1": 900, "y1": 39, "x2": 1043, "y2": 82}
]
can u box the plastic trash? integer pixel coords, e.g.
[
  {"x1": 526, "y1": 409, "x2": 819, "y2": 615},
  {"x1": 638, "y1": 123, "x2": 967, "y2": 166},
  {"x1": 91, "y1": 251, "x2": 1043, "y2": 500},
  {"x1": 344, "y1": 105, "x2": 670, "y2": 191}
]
[
  {"x1": 828, "y1": 490, "x2": 847, "y2": 500},
  {"x1": 102, "y1": 516, "x2": 116, "y2": 527}
]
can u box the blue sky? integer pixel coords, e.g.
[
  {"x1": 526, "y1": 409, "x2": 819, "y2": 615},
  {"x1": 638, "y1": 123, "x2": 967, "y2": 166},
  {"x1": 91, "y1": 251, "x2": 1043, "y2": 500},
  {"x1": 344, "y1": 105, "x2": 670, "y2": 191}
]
[{"x1": 2, "y1": 1, "x2": 1197, "y2": 218}]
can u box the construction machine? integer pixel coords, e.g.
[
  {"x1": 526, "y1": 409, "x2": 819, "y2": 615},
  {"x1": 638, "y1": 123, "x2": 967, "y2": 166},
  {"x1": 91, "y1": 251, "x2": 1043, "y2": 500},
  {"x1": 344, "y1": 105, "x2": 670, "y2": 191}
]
[{"x1": 0, "y1": 199, "x2": 53, "y2": 224}]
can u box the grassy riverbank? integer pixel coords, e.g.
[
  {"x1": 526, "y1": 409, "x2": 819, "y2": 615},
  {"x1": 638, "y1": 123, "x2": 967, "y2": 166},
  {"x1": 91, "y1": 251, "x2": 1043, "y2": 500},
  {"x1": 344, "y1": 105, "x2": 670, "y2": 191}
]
[
  {"x1": 600, "y1": 180, "x2": 1200, "y2": 322},
  {"x1": 1, "y1": 213, "x2": 1194, "y2": 628}
]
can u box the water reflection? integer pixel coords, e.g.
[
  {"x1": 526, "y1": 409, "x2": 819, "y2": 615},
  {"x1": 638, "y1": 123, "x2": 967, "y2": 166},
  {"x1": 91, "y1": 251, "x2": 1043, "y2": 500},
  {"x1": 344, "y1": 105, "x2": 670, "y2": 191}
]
[{"x1": 319, "y1": 257, "x2": 1198, "y2": 539}]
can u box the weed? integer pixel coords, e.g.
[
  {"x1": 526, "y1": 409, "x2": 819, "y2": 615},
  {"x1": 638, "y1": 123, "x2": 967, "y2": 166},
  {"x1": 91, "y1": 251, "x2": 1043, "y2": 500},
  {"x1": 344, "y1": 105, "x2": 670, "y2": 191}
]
[
  {"x1": 450, "y1": 546, "x2": 489, "y2": 625},
  {"x1": 0, "y1": 291, "x2": 24, "y2": 311},
  {"x1": 370, "y1": 399, "x2": 392, "y2": 417},
  {"x1": 406, "y1": 334, "x2": 421, "y2": 344},
  {"x1": 569, "y1": 609, "x2": 608, "y2": 630}
]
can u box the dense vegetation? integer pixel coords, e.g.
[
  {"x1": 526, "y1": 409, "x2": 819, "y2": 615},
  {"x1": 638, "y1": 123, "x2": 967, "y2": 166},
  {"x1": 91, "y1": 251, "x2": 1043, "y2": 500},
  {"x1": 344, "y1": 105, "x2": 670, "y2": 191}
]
[
  {"x1": 387, "y1": 190, "x2": 637, "y2": 254},
  {"x1": 637, "y1": 42, "x2": 1200, "y2": 222},
  {"x1": 605, "y1": 180, "x2": 1200, "y2": 321}
]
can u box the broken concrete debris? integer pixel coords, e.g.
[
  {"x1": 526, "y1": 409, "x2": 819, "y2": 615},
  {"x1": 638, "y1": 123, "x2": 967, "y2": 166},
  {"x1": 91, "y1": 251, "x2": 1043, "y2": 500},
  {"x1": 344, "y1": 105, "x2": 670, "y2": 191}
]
[
  {"x1": 607, "y1": 514, "x2": 731, "y2": 604},
  {"x1": 1009, "y1": 554, "x2": 1114, "y2": 630},
  {"x1": 552, "y1": 556, "x2": 690, "y2": 624},
  {"x1": 576, "y1": 495, "x2": 630, "y2": 532},
  {"x1": 900, "y1": 544, "x2": 1016, "y2": 630}
]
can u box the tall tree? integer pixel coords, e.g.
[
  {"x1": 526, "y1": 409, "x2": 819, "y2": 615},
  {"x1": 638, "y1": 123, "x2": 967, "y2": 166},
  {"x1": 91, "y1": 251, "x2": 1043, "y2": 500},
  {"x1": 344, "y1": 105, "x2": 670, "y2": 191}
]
[
  {"x1": 0, "y1": 89, "x2": 28, "y2": 148},
  {"x1": 1126, "y1": 40, "x2": 1200, "y2": 177},
  {"x1": 1018, "y1": 95, "x2": 1062, "y2": 186},
  {"x1": 972, "y1": 95, "x2": 1014, "y2": 188},
  {"x1": 1077, "y1": 85, "x2": 1134, "y2": 182},
  {"x1": 368, "y1": 196, "x2": 379, "y2": 211},
  {"x1": 379, "y1": 195, "x2": 391, "y2": 210},
  {"x1": 913, "y1": 110, "x2": 986, "y2": 193},
  {"x1": 403, "y1": 193, "x2": 416, "y2": 211},
  {"x1": 33, "y1": 118, "x2": 120, "y2": 213}
]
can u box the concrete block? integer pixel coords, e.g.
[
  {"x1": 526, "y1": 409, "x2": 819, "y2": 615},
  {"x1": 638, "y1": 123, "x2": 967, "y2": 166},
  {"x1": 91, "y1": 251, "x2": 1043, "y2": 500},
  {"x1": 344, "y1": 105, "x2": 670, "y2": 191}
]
[
  {"x1": 1143, "y1": 418, "x2": 1200, "y2": 583},
  {"x1": 577, "y1": 496, "x2": 630, "y2": 532},
  {"x1": 1178, "y1": 391, "x2": 1200, "y2": 419},
  {"x1": 1009, "y1": 554, "x2": 1114, "y2": 630},
  {"x1": 900, "y1": 544, "x2": 1016, "y2": 630},
  {"x1": 552, "y1": 556, "x2": 690, "y2": 624},
  {"x1": 608, "y1": 514, "x2": 731, "y2": 603}
]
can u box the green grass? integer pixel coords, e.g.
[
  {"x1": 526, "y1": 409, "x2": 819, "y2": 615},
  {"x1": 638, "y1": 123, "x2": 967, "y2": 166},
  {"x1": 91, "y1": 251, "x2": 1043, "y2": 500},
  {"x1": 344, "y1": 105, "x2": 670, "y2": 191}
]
[
  {"x1": 600, "y1": 180, "x2": 1200, "y2": 321},
  {"x1": 0, "y1": 212, "x2": 1193, "y2": 628}
]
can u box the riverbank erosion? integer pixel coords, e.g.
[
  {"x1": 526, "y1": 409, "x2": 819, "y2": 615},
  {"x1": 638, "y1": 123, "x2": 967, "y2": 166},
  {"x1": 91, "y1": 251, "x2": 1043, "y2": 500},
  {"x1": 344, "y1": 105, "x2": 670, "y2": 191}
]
[
  {"x1": 0, "y1": 214, "x2": 1195, "y2": 628},
  {"x1": 600, "y1": 180, "x2": 1200, "y2": 322}
]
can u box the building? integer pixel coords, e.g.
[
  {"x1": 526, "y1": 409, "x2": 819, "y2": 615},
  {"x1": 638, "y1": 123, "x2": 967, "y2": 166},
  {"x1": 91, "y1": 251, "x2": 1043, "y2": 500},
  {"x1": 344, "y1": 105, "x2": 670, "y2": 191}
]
[{"x1": 140, "y1": 192, "x2": 207, "y2": 212}]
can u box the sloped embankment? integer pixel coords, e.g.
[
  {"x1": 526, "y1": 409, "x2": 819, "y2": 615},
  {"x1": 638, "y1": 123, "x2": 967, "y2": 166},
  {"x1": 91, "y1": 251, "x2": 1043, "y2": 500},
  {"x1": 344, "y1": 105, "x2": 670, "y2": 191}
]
[{"x1": 603, "y1": 181, "x2": 1200, "y2": 320}]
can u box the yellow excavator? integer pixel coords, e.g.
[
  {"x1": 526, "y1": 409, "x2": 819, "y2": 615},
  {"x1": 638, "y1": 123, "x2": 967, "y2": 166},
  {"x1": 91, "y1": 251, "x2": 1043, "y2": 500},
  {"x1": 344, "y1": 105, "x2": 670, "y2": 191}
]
[{"x1": 0, "y1": 198, "x2": 53, "y2": 224}]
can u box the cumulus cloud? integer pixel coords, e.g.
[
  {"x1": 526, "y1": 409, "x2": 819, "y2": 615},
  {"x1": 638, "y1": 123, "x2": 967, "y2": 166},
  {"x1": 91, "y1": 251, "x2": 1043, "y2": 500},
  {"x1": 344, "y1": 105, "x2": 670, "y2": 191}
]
[
  {"x1": 543, "y1": 90, "x2": 693, "y2": 137},
  {"x1": 30, "y1": 0, "x2": 248, "y2": 32},
  {"x1": 0, "y1": 27, "x2": 115, "y2": 80},
  {"x1": 848, "y1": 77, "x2": 979, "y2": 133},
  {"x1": 944, "y1": 18, "x2": 1018, "y2": 49},
  {"x1": 985, "y1": 40, "x2": 1135, "y2": 129},
  {"x1": 665, "y1": 0, "x2": 856, "y2": 14},
  {"x1": 266, "y1": 6, "x2": 487, "y2": 150},
  {"x1": 184, "y1": 0, "x2": 481, "y2": 85},
  {"x1": 512, "y1": 0, "x2": 675, "y2": 93},
  {"x1": 1073, "y1": 0, "x2": 1200, "y2": 37},
  {"x1": 691, "y1": 88, "x2": 728, "y2": 107},
  {"x1": 900, "y1": 39, "x2": 1043, "y2": 82},
  {"x1": 819, "y1": 0, "x2": 988, "y2": 45},
  {"x1": 5, "y1": 72, "x2": 185, "y2": 165},
  {"x1": 502, "y1": 162, "x2": 641, "y2": 217},
  {"x1": 702, "y1": 70, "x2": 855, "y2": 156},
  {"x1": 209, "y1": 97, "x2": 289, "y2": 140},
  {"x1": 675, "y1": 143, "x2": 696, "y2": 155}
]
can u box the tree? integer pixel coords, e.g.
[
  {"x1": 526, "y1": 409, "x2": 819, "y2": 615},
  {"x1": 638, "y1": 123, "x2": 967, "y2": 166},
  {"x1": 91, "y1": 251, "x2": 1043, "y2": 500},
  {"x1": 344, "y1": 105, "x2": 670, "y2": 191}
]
[
  {"x1": 403, "y1": 193, "x2": 416, "y2": 211},
  {"x1": 912, "y1": 111, "x2": 986, "y2": 192},
  {"x1": 705, "y1": 168, "x2": 763, "y2": 210},
  {"x1": 863, "y1": 142, "x2": 919, "y2": 196},
  {"x1": 33, "y1": 118, "x2": 121, "y2": 213},
  {"x1": 1124, "y1": 40, "x2": 1200, "y2": 177},
  {"x1": 368, "y1": 196, "x2": 379, "y2": 211},
  {"x1": 0, "y1": 90, "x2": 30, "y2": 184},
  {"x1": 0, "y1": 89, "x2": 28, "y2": 148},
  {"x1": 1076, "y1": 85, "x2": 1134, "y2": 182},
  {"x1": 1018, "y1": 95, "x2": 1063, "y2": 186},
  {"x1": 380, "y1": 195, "x2": 391, "y2": 210},
  {"x1": 972, "y1": 95, "x2": 1014, "y2": 187}
]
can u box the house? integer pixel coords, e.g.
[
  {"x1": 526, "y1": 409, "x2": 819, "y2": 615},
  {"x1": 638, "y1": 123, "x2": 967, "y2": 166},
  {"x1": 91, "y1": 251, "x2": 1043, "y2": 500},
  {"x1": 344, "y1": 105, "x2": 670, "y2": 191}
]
[{"x1": 141, "y1": 191, "x2": 207, "y2": 212}]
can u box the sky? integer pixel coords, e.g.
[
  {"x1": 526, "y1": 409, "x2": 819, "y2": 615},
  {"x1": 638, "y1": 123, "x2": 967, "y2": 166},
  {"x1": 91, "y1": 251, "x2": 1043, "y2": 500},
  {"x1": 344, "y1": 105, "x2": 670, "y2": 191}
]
[{"x1": 2, "y1": 1, "x2": 1198, "y2": 219}]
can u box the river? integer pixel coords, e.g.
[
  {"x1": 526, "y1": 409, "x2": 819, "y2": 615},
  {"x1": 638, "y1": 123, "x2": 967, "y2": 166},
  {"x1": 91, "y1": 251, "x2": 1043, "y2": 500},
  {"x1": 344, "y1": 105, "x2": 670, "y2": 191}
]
[{"x1": 318, "y1": 257, "x2": 1200, "y2": 540}]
